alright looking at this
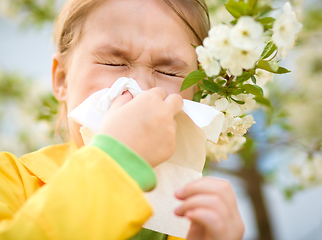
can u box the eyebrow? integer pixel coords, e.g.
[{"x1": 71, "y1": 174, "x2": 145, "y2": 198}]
[
  {"x1": 92, "y1": 44, "x2": 131, "y2": 59},
  {"x1": 92, "y1": 44, "x2": 189, "y2": 69},
  {"x1": 152, "y1": 57, "x2": 189, "y2": 70}
]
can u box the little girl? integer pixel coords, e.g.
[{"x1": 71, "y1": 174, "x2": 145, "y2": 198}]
[{"x1": 0, "y1": 0, "x2": 244, "y2": 239}]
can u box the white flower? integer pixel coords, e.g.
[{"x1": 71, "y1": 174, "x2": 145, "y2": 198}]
[
  {"x1": 201, "y1": 93, "x2": 221, "y2": 105},
  {"x1": 221, "y1": 115, "x2": 234, "y2": 133},
  {"x1": 238, "y1": 104, "x2": 246, "y2": 116},
  {"x1": 234, "y1": 93, "x2": 254, "y2": 102},
  {"x1": 196, "y1": 46, "x2": 221, "y2": 77},
  {"x1": 229, "y1": 135, "x2": 247, "y2": 153},
  {"x1": 256, "y1": 69, "x2": 273, "y2": 86},
  {"x1": 204, "y1": 24, "x2": 232, "y2": 60},
  {"x1": 235, "y1": 94, "x2": 257, "y2": 111},
  {"x1": 209, "y1": 93, "x2": 221, "y2": 103},
  {"x1": 232, "y1": 118, "x2": 248, "y2": 135},
  {"x1": 242, "y1": 115, "x2": 255, "y2": 128},
  {"x1": 226, "y1": 103, "x2": 242, "y2": 117},
  {"x1": 206, "y1": 135, "x2": 246, "y2": 161},
  {"x1": 202, "y1": 18, "x2": 263, "y2": 76},
  {"x1": 220, "y1": 48, "x2": 261, "y2": 76},
  {"x1": 0, "y1": 1, "x2": 14, "y2": 17},
  {"x1": 230, "y1": 16, "x2": 264, "y2": 50},
  {"x1": 231, "y1": 115, "x2": 255, "y2": 135},
  {"x1": 214, "y1": 98, "x2": 242, "y2": 117},
  {"x1": 215, "y1": 98, "x2": 229, "y2": 111},
  {"x1": 206, "y1": 140, "x2": 229, "y2": 161},
  {"x1": 290, "y1": 156, "x2": 322, "y2": 187},
  {"x1": 272, "y1": 2, "x2": 302, "y2": 58}
]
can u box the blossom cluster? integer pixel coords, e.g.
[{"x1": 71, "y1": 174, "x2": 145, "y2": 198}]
[
  {"x1": 197, "y1": 16, "x2": 263, "y2": 77},
  {"x1": 203, "y1": 68, "x2": 275, "y2": 160},
  {"x1": 290, "y1": 155, "x2": 322, "y2": 187},
  {"x1": 197, "y1": 2, "x2": 302, "y2": 78},
  {"x1": 272, "y1": 3, "x2": 303, "y2": 58},
  {"x1": 202, "y1": 93, "x2": 256, "y2": 160},
  {"x1": 204, "y1": 93, "x2": 256, "y2": 135},
  {"x1": 181, "y1": 2, "x2": 302, "y2": 161}
]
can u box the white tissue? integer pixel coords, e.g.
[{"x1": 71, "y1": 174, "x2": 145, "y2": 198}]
[
  {"x1": 68, "y1": 77, "x2": 224, "y2": 238},
  {"x1": 69, "y1": 77, "x2": 224, "y2": 144}
]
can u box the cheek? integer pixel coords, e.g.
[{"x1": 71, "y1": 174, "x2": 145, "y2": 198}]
[
  {"x1": 81, "y1": 65, "x2": 126, "y2": 91},
  {"x1": 66, "y1": 65, "x2": 126, "y2": 112},
  {"x1": 179, "y1": 86, "x2": 196, "y2": 100},
  {"x1": 157, "y1": 78, "x2": 195, "y2": 100},
  {"x1": 157, "y1": 78, "x2": 182, "y2": 95}
]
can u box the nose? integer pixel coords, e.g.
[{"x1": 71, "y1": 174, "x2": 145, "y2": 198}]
[{"x1": 125, "y1": 66, "x2": 156, "y2": 90}]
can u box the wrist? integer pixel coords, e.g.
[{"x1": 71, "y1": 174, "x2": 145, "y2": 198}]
[{"x1": 90, "y1": 134, "x2": 157, "y2": 192}]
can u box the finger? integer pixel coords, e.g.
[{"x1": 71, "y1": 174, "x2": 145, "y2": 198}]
[
  {"x1": 186, "y1": 223, "x2": 205, "y2": 240},
  {"x1": 109, "y1": 91, "x2": 133, "y2": 111},
  {"x1": 145, "y1": 87, "x2": 168, "y2": 100},
  {"x1": 186, "y1": 208, "x2": 225, "y2": 239},
  {"x1": 175, "y1": 194, "x2": 231, "y2": 219},
  {"x1": 164, "y1": 94, "x2": 183, "y2": 115},
  {"x1": 175, "y1": 177, "x2": 236, "y2": 207}
]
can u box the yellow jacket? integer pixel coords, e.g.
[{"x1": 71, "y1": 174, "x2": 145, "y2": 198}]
[{"x1": 0, "y1": 134, "x2": 184, "y2": 240}]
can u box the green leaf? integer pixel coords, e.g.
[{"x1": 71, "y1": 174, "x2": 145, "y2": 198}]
[
  {"x1": 217, "y1": 80, "x2": 227, "y2": 86},
  {"x1": 248, "y1": 0, "x2": 258, "y2": 14},
  {"x1": 251, "y1": 75, "x2": 257, "y2": 84},
  {"x1": 230, "y1": 88, "x2": 244, "y2": 95},
  {"x1": 225, "y1": 0, "x2": 249, "y2": 19},
  {"x1": 280, "y1": 123, "x2": 295, "y2": 131},
  {"x1": 202, "y1": 80, "x2": 222, "y2": 93},
  {"x1": 256, "y1": 60, "x2": 290, "y2": 74},
  {"x1": 253, "y1": 96, "x2": 271, "y2": 107},
  {"x1": 231, "y1": 97, "x2": 245, "y2": 104},
  {"x1": 258, "y1": 17, "x2": 275, "y2": 24},
  {"x1": 260, "y1": 41, "x2": 277, "y2": 59},
  {"x1": 269, "y1": 61, "x2": 279, "y2": 72},
  {"x1": 276, "y1": 67, "x2": 291, "y2": 74},
  {"x1": 256, "y1": 60, "x2": 279, "y2": 73},
  {"x1": 256, "y1": 5, "x2": 275, "y2": 18},
  {"x1": 230, "y1": 19, "x2": 238, "y2": 25},
  {"x1": 180, "y1": 70, "x2": 207, "y2": 91},
  {"x1": 258, "y1": 17, "x2": 275, "y2": 30},
  {"x1": 234, "y1": 71, "x2": 251, "y2": 86},
  {"x1": 193, "y1": 91, "x2": 203, "y2": 102},
  {"x1": 283, "y1": 187, "x2": 296, "y2": 200},
  {"x1": 197, "y1": 83, "x2": 208, "y2": 91},
  {"x1": 190, "y1": 43, "x2": 198, "y2": 49},
  {"x1": 242, "y1": 84, "x2": 264, "y2": 97}
]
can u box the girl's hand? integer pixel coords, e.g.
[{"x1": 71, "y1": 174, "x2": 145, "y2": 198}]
[
  {"x1": 175, "y1": 177, "x2": 244, "y2": 240},
  {"x1": 99, "y1": 87, "x2": 183, "y2": 167}
]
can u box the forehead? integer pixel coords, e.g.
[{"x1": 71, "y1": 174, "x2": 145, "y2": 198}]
[{"x1": 81, "y1": 0, "x2": 197, "y2": 61}]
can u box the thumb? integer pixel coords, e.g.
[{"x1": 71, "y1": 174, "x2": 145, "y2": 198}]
[
  {"x1": 186, "y1": 222, "x2": 205, "y2": 240},
  {"x1": 109, "y1": 91, "x2": 133, "y2": 112}
]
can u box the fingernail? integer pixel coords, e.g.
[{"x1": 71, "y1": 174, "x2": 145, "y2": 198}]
[
  {"x1": 175, "y1": 188, "x2": 184, "y2": 197},
  {"x1": 122, "y1": 90, "x2": 133, "y2": 98},
  {"x1": 174, "y1": 206, "x2": 181, "y2": 214}
]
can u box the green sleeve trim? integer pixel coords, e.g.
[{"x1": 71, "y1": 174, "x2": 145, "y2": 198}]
[
  {"x1": 129, "y1": 228, "x2": 168, "y2": 240},
  {"x1": 90, "y1": 134, "x2": 157, "y2": 192}
]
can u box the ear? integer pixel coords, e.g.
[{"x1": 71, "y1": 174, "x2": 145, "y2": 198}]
[{"x1": 52, "y1": 53, "x2": 67, "y2": 102}]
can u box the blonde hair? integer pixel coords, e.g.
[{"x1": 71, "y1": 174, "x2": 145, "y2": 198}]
[
  {"x1": 54, "y1": 0, "x2": 210, "y2": 57},
  {"x1": 53, "y1": 0, "x2": 210, "y2": 140}
]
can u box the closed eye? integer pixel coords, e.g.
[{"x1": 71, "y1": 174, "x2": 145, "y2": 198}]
[
  {"x1": 102, "y1": 62, "x2": 127, "y2": 67},
  {"x1": 156, "y1": 70, "x2": 180, "y2": 77}
]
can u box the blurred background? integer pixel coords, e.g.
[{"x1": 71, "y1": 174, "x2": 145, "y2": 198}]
[{"x1": 0, "y1": 0, "x2": 321, "y2": 239}]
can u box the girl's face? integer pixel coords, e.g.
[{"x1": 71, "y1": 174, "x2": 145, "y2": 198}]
[{"x1": 53, "y1": 0, "x2": 199, "y2": 147}]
